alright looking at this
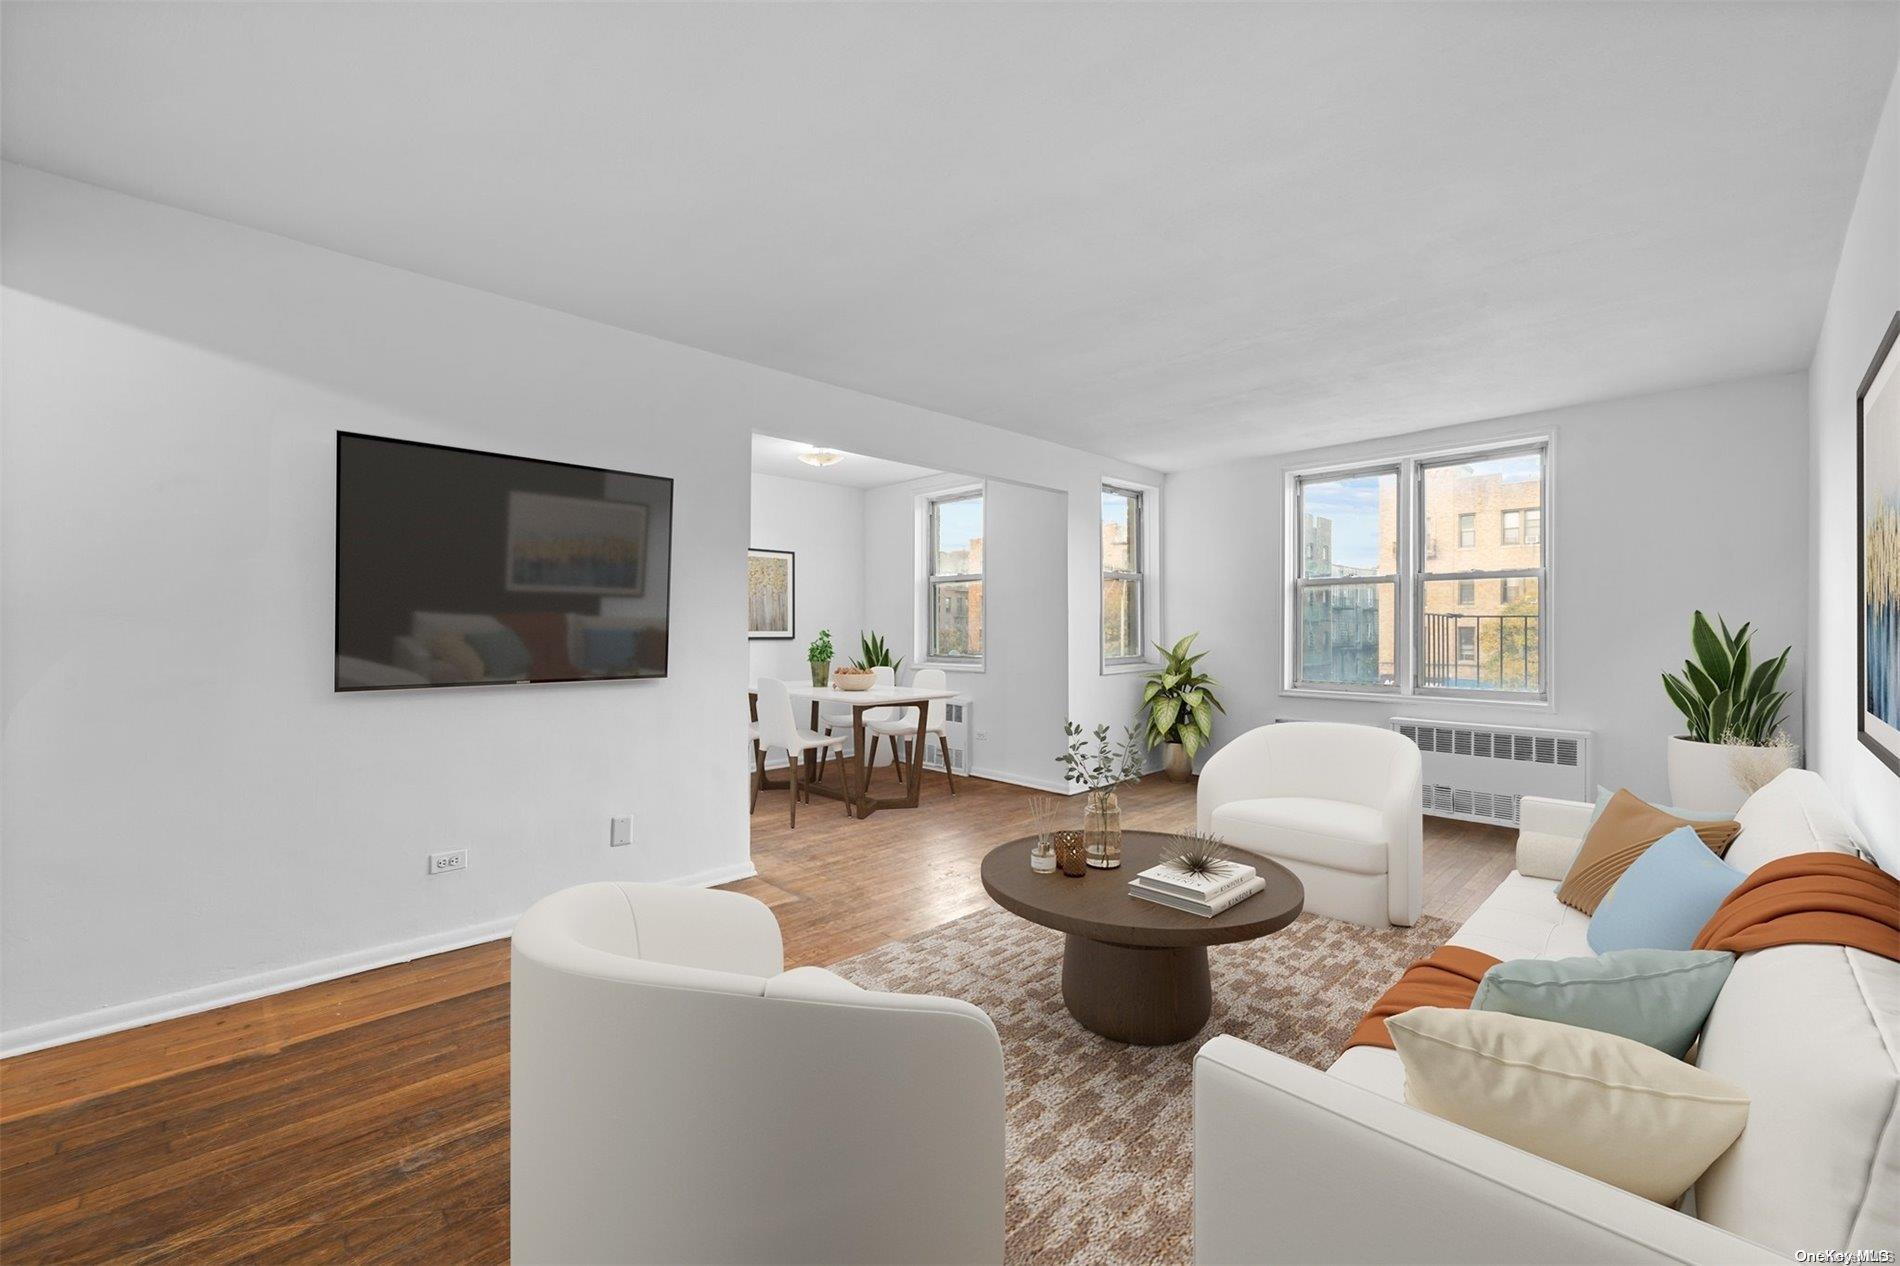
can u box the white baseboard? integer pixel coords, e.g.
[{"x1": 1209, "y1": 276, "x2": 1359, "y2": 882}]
[
  {"x1": 966, "y1": 766, "x2": 1078, "y2": 796},
  {"x1": 0, "y1": 859, "x2": 758, "y2": 1059}
]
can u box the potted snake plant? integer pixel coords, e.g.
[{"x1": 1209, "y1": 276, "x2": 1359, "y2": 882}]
[
  {"x1": 1142, "y1": 633, "x2": 1225, "y2": 782},
  {"x1": 1660, "y1": 611, "x2": 1797, "y2": 812}
]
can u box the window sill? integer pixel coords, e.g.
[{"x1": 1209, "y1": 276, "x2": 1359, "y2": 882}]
[
  {"x1": 1101, "y1": 660, "x2": 1158, "y2": 677},
  {"x1": 916, "y1": 659, "x2": 985, "y2": 675},
  {"x1": 1279, "y1": 688, "x2": 1551, "y2": 709}
]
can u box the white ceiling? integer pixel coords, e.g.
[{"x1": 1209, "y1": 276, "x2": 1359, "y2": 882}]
[
  {"x1": 751, "y1": 434, "x2": 938, "y2": 489},
  {"x1": 4, "y1": 3, "x2": 1896, "y2": 470}
]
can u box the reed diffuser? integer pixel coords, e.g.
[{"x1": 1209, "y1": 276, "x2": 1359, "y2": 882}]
[{"x1": 1028, "y1": 795, "x2": 1059, "y2": 873}]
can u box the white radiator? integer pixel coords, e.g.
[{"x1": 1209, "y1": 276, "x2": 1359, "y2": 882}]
[
  {"x1": 921, "y1": 698, "x2": 973, "y2": 774},
  {"x1": 1389, "y1": 717, "x2": 1592, "y2": 827}
]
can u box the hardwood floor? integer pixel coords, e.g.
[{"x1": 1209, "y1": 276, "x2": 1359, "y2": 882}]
[{"x1": 0, "y1": 773, "x2": 1513, "y2": 1265}]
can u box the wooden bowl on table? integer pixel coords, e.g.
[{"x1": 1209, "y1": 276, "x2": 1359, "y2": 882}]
[{"x1": 832, "y1": 667, "x2": 876, "y2": 692}]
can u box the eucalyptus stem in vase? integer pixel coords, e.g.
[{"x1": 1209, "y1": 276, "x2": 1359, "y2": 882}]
[{"x1": 1056, "y1": 721, "x2": 1146, "y2": 869}]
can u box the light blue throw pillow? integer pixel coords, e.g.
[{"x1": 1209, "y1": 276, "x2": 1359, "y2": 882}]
[
  {"x1": 464, "y1": 627, "x2": 533, "y2": 679},
  {"x1": 1471, "y1": 949, "x2": 1735, "y2": 1058},
  {"x1": 1588, "y1": 827, "x2": 1745, "y2": 954},
  {"x1": 1588, "y1": 785, "x2": 1724, "y2": 825}
]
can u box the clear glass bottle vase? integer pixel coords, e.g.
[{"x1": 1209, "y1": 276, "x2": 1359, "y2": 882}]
[{"x1": 1083, "y1": 787, "x2": 1122, "y2": 869}]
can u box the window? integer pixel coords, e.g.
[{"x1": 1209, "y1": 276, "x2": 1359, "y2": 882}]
[
  {"x1": 1291, "y1": 441, "x2": 1547, "y2": 700},
  {"x1": 1290, "y1": 467, "x2": 1399, "y2": 689},
  {"x1": 927, "y1": 491, "x2": 983, "y2": 661},
  {"x1": 1102, "y1": 485, "x2": 1144, "y2": 664},
  {"x1": 1419, "y1": 446, "x2": 1545, "y2": 697}
]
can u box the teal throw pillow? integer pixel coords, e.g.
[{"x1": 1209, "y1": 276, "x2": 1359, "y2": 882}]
[
  {"x1": 464, "y1": 627, "x2": 533, "y2": 679},
  {"x1": 1471, "y1": 948, "x2": 1735, "y2": 1059},
  {"x1": 1588, "y1": 827, "x2": 1745, "y2": 954}
]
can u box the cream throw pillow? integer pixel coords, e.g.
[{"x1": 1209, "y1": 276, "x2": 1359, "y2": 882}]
[{"x1": 1388, "y1": 1007, "x2": 1749, "y2": 1203}]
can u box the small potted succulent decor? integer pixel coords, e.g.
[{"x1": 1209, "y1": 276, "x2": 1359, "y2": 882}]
[
  {"x1": 1661, "y1": 611, "x2": 1797, "y2": 812},
  {"x1": 1057, "y1": 721, "x2": 1146, "y2": 869},
  {"x1": 832, "y1": 665, "x2": 875, "y2": 691},
  {"x1": 808, "y1": 627, "x2": 834, "y2": 688},
  {"x1": 1142, "y1": 633, "x2": 1225, "y2": 783}
]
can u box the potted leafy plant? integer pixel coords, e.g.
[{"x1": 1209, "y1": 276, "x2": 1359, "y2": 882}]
[
  {"x1": 850, "y1": 630, "x2": 904, "y2": 677},
  {"x1": 807, "y1": 627, "x2": 834, "y2": 688},
  {"x1": 1057, "y1": 721, "x2": 1146, "y2": 869},
  {"x1": 1660, "y1": 611, "x2": 1797, "y2": 811},
  {"x1": 1142, "y1": 633, "x2": 1225, "y2": 783}
]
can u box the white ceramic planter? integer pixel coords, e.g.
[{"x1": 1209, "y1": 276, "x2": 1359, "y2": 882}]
[{"x1": 1665, "y1": 737, "x2": 1797, "y2": 814}]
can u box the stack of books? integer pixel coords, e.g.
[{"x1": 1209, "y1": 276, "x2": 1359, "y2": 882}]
[{"x1": 1128, "y1": 860, "x2": 1266, "y2": 917}]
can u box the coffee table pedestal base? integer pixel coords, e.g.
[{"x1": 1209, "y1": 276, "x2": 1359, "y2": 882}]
[{"x1": 1061, "y1": 934, "x2": 1212, "y2": 1046}]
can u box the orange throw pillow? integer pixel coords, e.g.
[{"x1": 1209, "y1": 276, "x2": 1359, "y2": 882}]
[{"x1": 1555, "y1": 790, "x2": 1741, "y2": 914}]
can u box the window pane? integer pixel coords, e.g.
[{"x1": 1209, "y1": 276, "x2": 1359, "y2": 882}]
[
  {"x1": 933, "y1": 496, "x2": 983, "y2": 576},
  {"x1": 1103, "y1": 577, "x2": 1141, "y2": 660},
  {"x1": 1457, "y1": 580, "x2": 1474, "y2": 605},
  {"x1": 1424, "y1": 451, "x2": 1543, "y2": 574},
  {"x1": 931, "y1": 580, "x2": 983, "y2": 657},
  {"x1": 1419, "y1": 578, "x2": 1541, "y2": 692},
  {"x1": 1294, "y1": 582, "x2": 1396, "y2": 687},
  {"x1": 1300, "y1": 471, "x2": 1397, "y2": 578},
  {"x1": 1525, "y1": 508, "x2": 1542, "y2": 545},
  {"x1": 1102, "y1": 488, "x2": 1137, "y2": 573}
]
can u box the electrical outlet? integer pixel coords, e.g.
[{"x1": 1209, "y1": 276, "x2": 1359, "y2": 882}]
[
  {"x1": 610, "y1": 817, "x2": 632, "y2": 847},
  {"x1": 975, "y1": 730, "x2": 990, "y2": 742},
  {"x1": 429, "y1": 849, "x2": 468, "y2": 875}
]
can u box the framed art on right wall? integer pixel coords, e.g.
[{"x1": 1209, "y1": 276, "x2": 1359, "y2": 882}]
[{"x1": 1859, "y1": 311, "x2": 1900, "y2": 777}]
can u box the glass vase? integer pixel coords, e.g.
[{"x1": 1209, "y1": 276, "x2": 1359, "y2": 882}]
[{"x1": 1083, "y1": 788, "x2": 1122, "y2": 869}]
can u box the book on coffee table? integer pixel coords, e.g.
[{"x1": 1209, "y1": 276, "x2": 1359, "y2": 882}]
[
  {"x1": 1132, "y1": 861, "x2": 1258, "y2": 902},
  {"x1": 1128, "y1": 874, "x2": 1268, "y2": 917}
]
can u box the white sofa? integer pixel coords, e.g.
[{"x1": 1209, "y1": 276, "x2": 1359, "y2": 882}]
[
  {"x1": 1197, "y1": 722, "x2": 1423, "y2": 927},
  {"x1": 511, "y1": 883, "x2": 1005, "y2": 1265},
  {"x1": 1194, "y1": 769, "x2": 1898, "y2": 1264}
]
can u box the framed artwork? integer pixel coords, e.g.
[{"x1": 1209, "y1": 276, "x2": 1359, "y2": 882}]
[
  {"x1": 748, "y1": 548, "x2": 795, "y2": 639},
  {"x1": 505, "y1": 491, "x2": 648, "y2": 596},
  {"x1": 1859, "y1": 311, "x2": 1900, "y2": 777}
]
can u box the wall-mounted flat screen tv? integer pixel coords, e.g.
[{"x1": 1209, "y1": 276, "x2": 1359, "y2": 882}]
[{"x1": 335, "y1": 432, "x2": 673, "y2": 692}]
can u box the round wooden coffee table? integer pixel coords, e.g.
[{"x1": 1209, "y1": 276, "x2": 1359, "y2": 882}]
[{"x1": 980, "y1": 830, "x2": 1304, "y2": 1045}]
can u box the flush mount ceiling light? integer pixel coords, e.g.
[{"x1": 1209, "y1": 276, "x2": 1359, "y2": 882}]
[{"x1": 798, "y1": 448, "x2": 844, "y2": 468}]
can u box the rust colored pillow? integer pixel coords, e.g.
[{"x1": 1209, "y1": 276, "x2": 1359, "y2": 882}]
[{"x1": 1556, "y1": 790, "x2": 1741, "y2": 914}]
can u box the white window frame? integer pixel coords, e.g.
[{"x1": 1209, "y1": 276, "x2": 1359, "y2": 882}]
[
  {"x1": 1101, "y1": 482, "x2": 1146, "y2": 668},
  {"x1": 922, "y1": 487, "x2": 985, "y2": 668},
  {"x1": 1284, "y1": 436, "x2": 1552, "y2": 707}
]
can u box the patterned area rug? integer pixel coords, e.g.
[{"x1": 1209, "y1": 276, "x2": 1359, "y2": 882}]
[{"x1": 831, "y1": 906, "x2": 1457, "y2": 1266}]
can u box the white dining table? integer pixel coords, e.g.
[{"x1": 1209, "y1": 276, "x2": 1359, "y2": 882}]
[{"x1": 752, "y1": 682, "x2": 961, "y2": 819}]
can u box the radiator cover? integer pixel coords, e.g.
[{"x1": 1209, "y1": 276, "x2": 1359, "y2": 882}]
[{"x1": 1389, "y1": 717, "x2": 1592, "y2": 826}]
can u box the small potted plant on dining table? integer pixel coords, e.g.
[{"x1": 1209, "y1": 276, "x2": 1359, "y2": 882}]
[
  {"x1": 808, "y1": 627, "x2": 834, "y2": 688},
  {"x1": 1056, "y1": 721, "x2": 1146, "y2": 869}
]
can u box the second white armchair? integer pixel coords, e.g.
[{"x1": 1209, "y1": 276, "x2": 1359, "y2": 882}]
[{"x1": 1196, "y1": 722, "x2": 1422, "y2": 927}]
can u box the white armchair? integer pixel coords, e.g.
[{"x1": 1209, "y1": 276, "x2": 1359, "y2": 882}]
[
  {"x1": 510, "y1": 883, "x2": 1005, "y2": 1266},
  {"x1": 1196, "y1": 722, "x2": 1422, "y2": 927}
]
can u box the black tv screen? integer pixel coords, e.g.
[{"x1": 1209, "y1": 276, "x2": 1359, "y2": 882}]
[{"x1": 335, "y1": 432, "x2": 673, "y2": 691}]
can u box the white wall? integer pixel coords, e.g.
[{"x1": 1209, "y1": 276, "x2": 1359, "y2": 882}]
[
  {"x1": 0, "y1": 164, "x2": 1159, "y2": 1051},
  {"x1": 1808, "y1": 54, "x2": 1900, "y2": 871},
  {"x1": 861, "y1": 476, "x2": 1073, "y2": 792},
  {"x1": 1164, "y1": 372, "x2": 1812, "y2": 801},
  {"x1": 747, "y1": 473, "x2": 864, "y2": 686}
]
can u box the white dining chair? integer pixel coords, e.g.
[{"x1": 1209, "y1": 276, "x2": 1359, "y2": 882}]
[
  {"x1": 820, "y1": 665, "x2": 894, "y2": 779},
  {"x1": 755, "y1": 678, "x2": 853, "y2": 826},
  {"x1": 865, "y1": 667, "x2": 956, "y2": 794}
]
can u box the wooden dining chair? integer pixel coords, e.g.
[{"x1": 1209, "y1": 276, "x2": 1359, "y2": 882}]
[{"x1": 755, "y1": 678, "x2": 852, "y2": 826}]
